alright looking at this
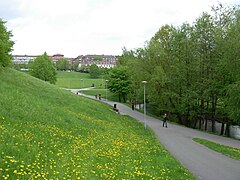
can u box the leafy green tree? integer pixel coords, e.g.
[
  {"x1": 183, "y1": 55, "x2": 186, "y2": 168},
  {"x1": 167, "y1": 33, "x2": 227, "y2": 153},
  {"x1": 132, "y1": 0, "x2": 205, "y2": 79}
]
[
  {"x1": 0, "y1": 18, "x2": 14, "y2": 67},
  {"x1": 114, "y1": 4, "x2": 240, "y2": 134},
  {"x1": 193, "y1": 12, "x2": 218, "y2": 131},
  {"x1": 72, "y1": 62, "x2": 79, "y2": 71},
  {"x1": 79, "y1": 64, "x2": 90, "y2": 72},
  {"x1": 108, "y1": 66, "x2": 131, "y2": 102},
  {"x1": 219, "y1": 8, "x2": 240, "y2": 130},
  {"x1": 226, "y1": 82, "x2": 240, "y2": 125},
  {"x1": 117, "y1": 47, "x2": 143, "y2": 103},
  {"x1": 89, "y1": 64, "x2": 100, "y2": 78},
  {"x1": 29, "y1": 52, "x2": 57, "y2": 84},
  {"x1": 56, "y1": 58, "x2": 69, "y2": 71}
]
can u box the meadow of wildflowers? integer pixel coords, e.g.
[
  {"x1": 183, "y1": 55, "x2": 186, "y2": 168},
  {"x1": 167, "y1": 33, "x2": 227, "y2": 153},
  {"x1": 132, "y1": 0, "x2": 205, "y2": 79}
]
[{"x1": 0, "y1": 68, "x2": 195, "y2": 179}]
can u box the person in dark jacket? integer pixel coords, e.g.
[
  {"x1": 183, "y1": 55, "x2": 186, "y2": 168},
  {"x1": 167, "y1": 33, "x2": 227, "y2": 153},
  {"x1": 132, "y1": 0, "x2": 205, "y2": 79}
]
[{"x1": 163, "y1": 113, "x2": 168, "y2": 128}]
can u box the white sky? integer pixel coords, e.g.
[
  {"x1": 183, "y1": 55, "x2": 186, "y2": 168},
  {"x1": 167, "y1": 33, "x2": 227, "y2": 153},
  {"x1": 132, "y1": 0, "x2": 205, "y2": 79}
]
[{"x1": 1, "y1": 0, "x2": 239, "y2": 57}]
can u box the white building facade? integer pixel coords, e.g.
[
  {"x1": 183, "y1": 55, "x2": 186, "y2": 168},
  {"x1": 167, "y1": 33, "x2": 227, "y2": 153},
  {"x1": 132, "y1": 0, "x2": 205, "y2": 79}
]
[
  {"x1": 75, "y1": 55, "x2": 118, "y2": 68},
  {"x1": 12, "y1": 55, "x2": 38, "y2": 64}
]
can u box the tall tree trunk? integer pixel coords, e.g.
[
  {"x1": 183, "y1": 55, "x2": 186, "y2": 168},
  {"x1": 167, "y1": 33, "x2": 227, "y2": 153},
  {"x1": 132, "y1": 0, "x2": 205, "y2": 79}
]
[
  {"x1": 199, "y1": 99, "x2": 204, "y2": 130},
  {"x1": 199, "y1": 117, "x2": 202, "y2": 130},
  {"x1": 225, "y1": 119, "x2": 231, "y2": 137},
  {"x1": 220, "y1": 122, "x2": 225, "y2": 136},
  {"x1": 193, "y1": 117, "x2": 198, "y2": 129},
  {"x1": 225, "y1": 123, "x2": 230, "y2": 137},
  {"x1": 186, "y1": 111, "x2": 190, "y2": 127},
  {"x1": 176, "y1": 113, "x2": 183, "y2": 125},
  {"x1": 123, "y1": 94, "x2": 126, "y2": 103},
  {"x1": 211, "y1": 93, "x2": 217, "y2": 133},
  {"x1": 204, "y1": 118, "x2": 208, "y2": 131}
]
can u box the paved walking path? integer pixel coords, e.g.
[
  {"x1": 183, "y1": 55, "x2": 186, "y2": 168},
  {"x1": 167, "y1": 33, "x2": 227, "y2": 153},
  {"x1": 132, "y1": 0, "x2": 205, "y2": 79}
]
[{"x1": 70, "y1": 89, "x2": 240, "y2": 180}]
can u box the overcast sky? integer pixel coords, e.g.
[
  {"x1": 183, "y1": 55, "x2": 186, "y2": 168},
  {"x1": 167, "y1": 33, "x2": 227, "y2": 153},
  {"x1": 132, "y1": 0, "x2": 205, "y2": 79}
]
[{"x1": 1, "y1": 0, "x2": 239, "y2": 57}]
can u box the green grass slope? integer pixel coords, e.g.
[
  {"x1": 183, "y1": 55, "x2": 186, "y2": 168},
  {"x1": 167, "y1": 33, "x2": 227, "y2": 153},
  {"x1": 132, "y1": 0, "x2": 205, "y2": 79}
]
[{"x1": 0, "y1": 68, "x2": 195, "y2": 179}]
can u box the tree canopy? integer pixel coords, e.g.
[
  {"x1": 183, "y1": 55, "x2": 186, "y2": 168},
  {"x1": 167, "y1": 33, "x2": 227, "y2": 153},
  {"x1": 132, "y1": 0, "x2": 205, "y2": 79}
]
[
  {"x1": 0, "y1": 18, "x2": 14, "y2": 67},
  {"x1": 56, "y1": 58, "x2": 69, "y2": 71},
  {"x1": 113, "y1": 4, "x2": 240, "y2": 136},
  {"x1": 89, "y1": 64, "x2": 100, "y2": 78},
  {"x1": 29, "y1": 52, "x2": 57, "y2": 84},
  {"x1": 107, "y1": 66, "x2": 131, "y2": 102}
]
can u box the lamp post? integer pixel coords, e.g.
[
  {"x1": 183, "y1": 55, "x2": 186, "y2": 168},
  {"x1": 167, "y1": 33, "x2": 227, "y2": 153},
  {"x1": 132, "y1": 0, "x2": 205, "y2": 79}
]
[
  {"x1": 142, "y1": 81, "x2": 147, "y2": 130},
  {"x1": 105, "y1": 80, "x2": 109, "y2": 101}
]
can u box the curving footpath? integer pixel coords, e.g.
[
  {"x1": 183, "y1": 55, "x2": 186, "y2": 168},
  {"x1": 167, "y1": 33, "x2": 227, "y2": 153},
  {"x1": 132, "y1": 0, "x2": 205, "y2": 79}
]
[{"x1": 71, "y1": 90, "x2": 240, "y2": 180}]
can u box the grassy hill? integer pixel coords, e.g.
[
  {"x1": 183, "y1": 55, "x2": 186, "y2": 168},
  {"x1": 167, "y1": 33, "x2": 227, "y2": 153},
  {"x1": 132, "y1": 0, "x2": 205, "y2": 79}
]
[{"x1": 0, "y1": 68, "x2": 195, "y2": 179}]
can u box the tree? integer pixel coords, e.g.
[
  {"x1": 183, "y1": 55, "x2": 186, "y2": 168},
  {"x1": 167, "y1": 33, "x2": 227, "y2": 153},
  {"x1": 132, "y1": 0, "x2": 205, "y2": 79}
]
[
  {"x1": 193, "y1": 12, "x2": 218, "y2": 131},
  {"x1": 89, "y1": 64, "x2": 100, "y2": 78},
  {"x1": 112, "y1": 4, "x2": 240, "y2": 134},
  {"x1": 56, "y1": 58, "x2": 69, "y2": 71},
  {"x1": 116, "y1": 48, "x2": 144, "y2": 104},
  {"x1": 29, "y1": 52, "x2": 57, "y2": 84},
  {"x1": 226, "y1": 82, "x2": 240, "y2": 125},
  {"x1": 72, "y1": 62, "x2": 79, "y2": 71},
  {"x1": 108, "y1": 66, "x2": 131, "y2": 102},
  {"x1": 79, "y1": 64, "x2": 90, "y2": 73},
  {"x1": 0, "y1": 18, "x2": 14, "y2": 67},
  {"x1": 219, "y1": 8, "x2": 240, "y2": 130}
]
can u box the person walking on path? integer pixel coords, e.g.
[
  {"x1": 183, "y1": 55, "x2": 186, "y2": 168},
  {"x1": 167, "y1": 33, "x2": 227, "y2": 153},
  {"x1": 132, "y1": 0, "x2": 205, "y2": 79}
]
[
  {"x1": 163, "y1": 113, "x2": 168, "y2": 128},
  {"x1": 131, "y1": 102, "x2": 135, "y2": 110}
]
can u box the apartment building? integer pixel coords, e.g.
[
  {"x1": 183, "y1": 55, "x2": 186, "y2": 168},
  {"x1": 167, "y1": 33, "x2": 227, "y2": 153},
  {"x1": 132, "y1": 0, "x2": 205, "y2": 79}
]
[
  {"x1": 12, "y1": 54, "x2": 118, "y2": 68},
  {"x1": 75, "y1": 55, "x2": 118, "y2": 68}
]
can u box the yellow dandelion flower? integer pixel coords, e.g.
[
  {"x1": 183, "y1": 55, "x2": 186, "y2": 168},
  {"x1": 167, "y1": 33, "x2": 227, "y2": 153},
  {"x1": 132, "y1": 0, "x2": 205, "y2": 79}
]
[
  {"x1": 6, "y1": 156, "x2": 14, "y2": 159},
  {"x1": 10, "y1": 159, "x2": 17, "y2": 163}
]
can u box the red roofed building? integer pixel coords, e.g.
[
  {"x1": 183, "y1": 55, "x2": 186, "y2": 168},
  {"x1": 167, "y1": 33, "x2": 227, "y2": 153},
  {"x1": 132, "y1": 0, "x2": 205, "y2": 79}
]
[{"x1": 51, "y1": 54, "x2": 64, "y2": 63}]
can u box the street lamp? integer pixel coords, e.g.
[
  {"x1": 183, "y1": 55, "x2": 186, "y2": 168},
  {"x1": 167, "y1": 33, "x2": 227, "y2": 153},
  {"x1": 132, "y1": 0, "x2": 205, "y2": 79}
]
[
  {"x1": 142, "y1": 81, "x2": 147, "y2": 130},
  {"x1": 105, "y1": 80, "x2": 109, "y2": 101}
]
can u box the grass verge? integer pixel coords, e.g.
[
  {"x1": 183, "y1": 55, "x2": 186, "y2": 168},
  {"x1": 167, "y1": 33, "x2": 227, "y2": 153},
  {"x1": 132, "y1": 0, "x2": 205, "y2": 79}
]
[{"x1": 193, "y1": 138, "x2": 240, "y2": 160}]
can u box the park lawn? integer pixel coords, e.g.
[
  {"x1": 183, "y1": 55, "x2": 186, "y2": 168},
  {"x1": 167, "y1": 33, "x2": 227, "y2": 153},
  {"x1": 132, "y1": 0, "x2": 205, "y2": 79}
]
[
  {"x1": 0, "y1": 68, "x2": 195, "y2": 179},
  {"x1": 56, "y1": 71, "x2": 105, "y2": 89},
  {"x1": 193, "y1": 138, "x2": 240, "y2": 160}
]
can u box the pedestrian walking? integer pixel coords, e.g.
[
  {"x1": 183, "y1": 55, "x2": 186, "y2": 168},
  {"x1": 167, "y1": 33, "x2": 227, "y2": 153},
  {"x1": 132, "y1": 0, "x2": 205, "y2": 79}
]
[
  {"x1": 163, "y1": 113, "x2": 168, "y2": 128},
  {"x1": 99, "y1": 94, "x2": 101, "y2": 100},
  {"x1": 95, "y1": 94, "x2": 98, "y2": 99}
]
